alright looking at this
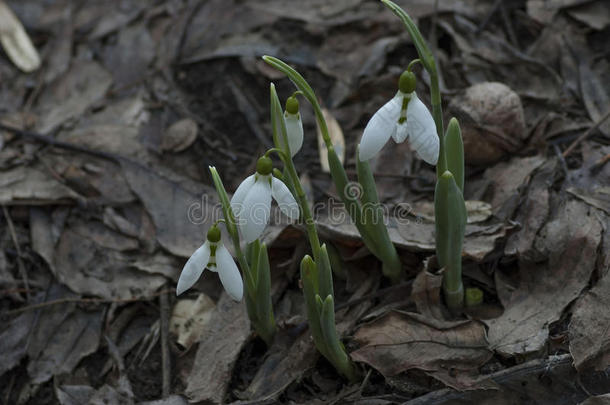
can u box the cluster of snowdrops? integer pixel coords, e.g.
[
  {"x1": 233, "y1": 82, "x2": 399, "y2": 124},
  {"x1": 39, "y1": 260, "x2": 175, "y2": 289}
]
[{"x1": 175, "y1": 0, "x2": 468, "y2": 381}]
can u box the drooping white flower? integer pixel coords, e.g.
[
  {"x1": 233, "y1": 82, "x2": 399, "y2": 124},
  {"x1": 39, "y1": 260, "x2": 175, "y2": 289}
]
[
  {"x1": 176, "y1": 224, "x2": 243, "y2": 301},
  {"x1": 283, "y1": 95, "x2": 304, "y2": 157},
  {"x1": 231, "y1": 156, "x2": 299, "y2": 243},
  {"x1": 358, "y1": 70, "x2": 438, "y2": 165}
]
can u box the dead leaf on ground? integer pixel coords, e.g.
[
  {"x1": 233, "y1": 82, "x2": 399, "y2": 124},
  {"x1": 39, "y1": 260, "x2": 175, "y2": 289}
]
[
  {"x1": 565, "y1": 145, "x2": 610, "y2": 215},
  {"x1": 120, "y1": 161, "x2": 215, "y2": 257},
  {"x1": 352, "y1": 311, "x2": 492, "y2": 390},
  {"x1": 579, "y1": 394, "x2": 610, "y2": 405},
  {"x1": 410, "y1": 200, "x2": 492, "y2": 224},
  {"x1": 404, "y1": 354, "x2": 609, "y2": 405},
  {"x1": 570, "y1": 267, "x2": 610, "y2": 372},
  {"x1": 0, "y1": 309, "x2": 35, "y2": 377},
  {"x1": 317, "y1": 210, "x2": 511, "y2": 262},
  {"x1": 53, "y1": 218, "x2": 167, "y2": 299},
  {"x1": 410, "y1": 269, "x2": 444, "y2": 320},
  {"x1": 24, "y1": 284, "x2": 103, "y2": 384},
  {"x1": 0, "y1": 165, "x2": 81, "y2": 204},
  {"x1": 483, "y1": 155, "x2": 546, "y2": 216},
  {"x1": 504, "y1": 159, "x2": 556, "y2": 258},
  {"x1": 486, "y1": 200, "x2": 603, "y2": 357},
  {"x1": 170, "y1": 294, "x2": 215, "y2": 350},
  {"x1": 317, "y1": 108, "x2": 345, "y2": 173},
  {"x1": 238, "y1": 332, "x2": 318, "y2": 403},
  {"x1": 579, "y1": 61, "x2": 610, "y2": 136},
  {"x1": 448, "y1": 82, "x2": 526, "y2": 165},
  {"x1": 526, "y1": 0, "x2": 590, "y2": 24},
  {"x1": 102, "y1": 23, "x2": 155, "y2": 89},
  {"x1": 568, "y1": 1, "x2": 610, "y2": 30},
  {"x1": 35, "y1": 60, "x2": 113, "y2": 133},
  {"x1": 0, "y1": 1, "x2": 41, "y2": 72},
  {"x1": 162, "y1": 118, "x2": 198, "y2": 153},
  {"x1": 185, "y1": 293, "x2": 250, "y2": 404}
]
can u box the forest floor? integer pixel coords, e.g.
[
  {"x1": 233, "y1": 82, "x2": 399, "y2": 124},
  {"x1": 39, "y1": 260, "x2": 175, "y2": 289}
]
[{"x1": 0, "y1": 0, "x2": 609, "y2": 404}]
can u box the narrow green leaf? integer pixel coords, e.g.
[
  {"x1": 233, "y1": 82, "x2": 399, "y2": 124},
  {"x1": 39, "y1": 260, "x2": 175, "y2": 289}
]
[
  {"x1": 434, "y1": 171, "x2": 467, "y2": 310},
  {"x1": 326, "y1": 243, "x2": 346, "y2": 280},
  {"x1": 445, "y1": 118, "x2": 464, "y2": 193},
  {"x1": 255, "y1": 243, "x2": 275, "y2": 343},
  {"x1": 300, "y1": 256, "x2": 329, "y2": 359},
  {"x1": 356, "y1": 149, "x2": 402, "y2": 282},
  {"x1": 317, "y1": 245, "x2": 334, "y2": 300},
  {"x1": 319, "y1": 295, "x2": 358, "y2": 381}
]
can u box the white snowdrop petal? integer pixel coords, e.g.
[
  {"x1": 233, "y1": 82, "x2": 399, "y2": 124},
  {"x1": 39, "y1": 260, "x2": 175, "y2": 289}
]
[
  {"x1": 406, "y1": 94, "x2": 439, "y2": 165},
  {"x1": 240, "y1": 177, "x2": 272, "y2": 243},
  {"x1": 394, "y1": 122, "x2": 409, "y2": 143},
  {"x1": 284, "y1": 112, "x2": 304, "y2": 157},
  {"x1": 271, "y1": 177, "x2": 300, "y2": 220},
  {"x1": 359, "y1": 93, "x2": 402, "y2": 161},
  {"x1": 216, "y1": 244, "x2": 243, "y2": 301},
  {"x1": 230, "y1": 174, "x2": 256, "y2": 216},
  {"x1": 176, "y1": 241, "x2": 211, "y2": 295}
]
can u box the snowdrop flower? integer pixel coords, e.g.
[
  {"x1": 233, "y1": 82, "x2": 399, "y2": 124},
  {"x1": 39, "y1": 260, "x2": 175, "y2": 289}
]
[
  {"x1": 176, "y1": 224, "x2": 243, "y2": 301},
  {"x1": 231, "y1": 156, "x2": 299, "y2": 243},
  {"x1": 358, "y1": 70, "x2": 439, "y2": 165},
  {"x1": 283, "y1": 95, "x2": 304, "y2": 157}
]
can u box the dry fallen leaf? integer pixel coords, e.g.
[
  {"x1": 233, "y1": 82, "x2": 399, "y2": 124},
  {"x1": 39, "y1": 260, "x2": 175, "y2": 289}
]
[
  {"x1": 448, "y1": 82, "x2": 526, "y2": 165},
  {"x1": 0, "y1": 165, "x2": 82, "y2": 204},
  {"x1": 185, "y1": 293, "x2": 250, "y2": 404},
  {"x1": 170, "y1": 294, "x2": 215, "y2": 350},
  {"x1": 36, "y1": 60, "x2": 113, "y2": 133},
  {"x1": 483, "y1": 155, "x2": 546, "y2": 215},
  {"x1": 410, "y1": 200, "x2": 492, "y2": 224},
  {"x1": 410, "y1": 269, "x2": 444, "y2": 320},
  {"x1": 162, "y1": 118, "x2": 199, "y2": 153},
  {"x1": 352, "y1": 311, "x2": 492, "y2": 389},
  {"x1": 486, "y1": 200, "x2": 602, "y2": 357},
  {"x1": 504, "y1": 159, "x2": 556, "y2": 258},
  {"x1": 53, "y1": 218, "x2": 167, "y2": 300},
  {"x1": 0, "y1": 1, "x2": 41, "y2": 72},
  {"x1": 569, "y1": 270, "x2": 610, "y2": 372}
]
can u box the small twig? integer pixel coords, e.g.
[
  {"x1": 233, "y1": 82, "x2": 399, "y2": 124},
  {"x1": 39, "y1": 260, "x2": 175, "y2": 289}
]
[
  {"x1": 1, "y1": 205, "x2": 30, "y2": 301},
  {"x1": 589, "y1": 153, "x2": 610, "y2": 173},
  {"x1": 159, "y1": 287, "x2": 171, "y2": 398},
  {"x1": 553, "y1": 144, "x2": 569, "y2": 177},
  {"x1": 334, "y1": 280, "x2": 413, "y2": 311},
  {"x1": 359, "y1": 368, "x2": 373, "y2": 397},
  {"x1": 1, "y1": 288, "x2": 176, "y2": 318},
  {"x1": 477, "y1": 0, "x2": 503, "y2": 33},
  {"x1": 563, "y1": 109, "x2": 610, "y2": 157},
  {"x1": 500, "y1": 2, "x2": 519, "y2": 48},
  {"x1": 0, "y1": 123, "x2": 119, "y2": 162},
  {"x1": 3, "y1": 373, "x2": 16, "y2": 405}
]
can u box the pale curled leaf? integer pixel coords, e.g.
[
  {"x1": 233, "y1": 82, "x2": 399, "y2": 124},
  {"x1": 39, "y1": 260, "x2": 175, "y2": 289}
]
[
  {"x1": 170, "y1": 294, "x2": 215, "y2": 350},
  {"x1": 317, "y1": 108, "x2": 345, "y2": 172},
  {"x1": 0, "y1": 1, "x2": 41, "y2": 72}
]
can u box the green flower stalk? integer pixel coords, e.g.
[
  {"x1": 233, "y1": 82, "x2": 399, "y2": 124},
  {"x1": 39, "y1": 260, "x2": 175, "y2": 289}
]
[
  {"x1": 209, "y1": 167, "x2": 276, "y2": 345},
  {"x1": 269, "y1": 83, "x2": 357, "y2": 381},
  {"x1": 380, "y1": 0, "x2": 447, "y2": 175},
  {"x1": 381, "y1": 0, "x2": 468, "y2": 312},
  {"x1": 263, "y1": 55, "x2": 403, "y2": 283}
]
